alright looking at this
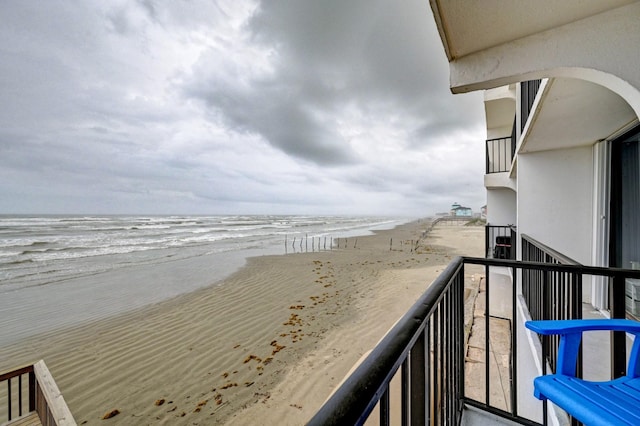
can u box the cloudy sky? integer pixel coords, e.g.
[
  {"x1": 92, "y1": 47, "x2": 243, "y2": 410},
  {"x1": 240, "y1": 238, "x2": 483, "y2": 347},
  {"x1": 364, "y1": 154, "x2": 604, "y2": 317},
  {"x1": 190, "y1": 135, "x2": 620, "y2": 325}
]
[{"x1": 0, "y1": 0, "x2": 485, "y2": 217}]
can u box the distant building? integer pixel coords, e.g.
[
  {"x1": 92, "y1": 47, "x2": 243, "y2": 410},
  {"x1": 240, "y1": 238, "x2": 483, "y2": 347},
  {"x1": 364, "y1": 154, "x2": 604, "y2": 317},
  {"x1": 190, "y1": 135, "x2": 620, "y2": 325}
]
[
  {"x1": 450, "y1": 202, "x2": 472, "y2": 217},
  {"x1": 480, "y1": 205, "x2": 487, "y2": 219}
]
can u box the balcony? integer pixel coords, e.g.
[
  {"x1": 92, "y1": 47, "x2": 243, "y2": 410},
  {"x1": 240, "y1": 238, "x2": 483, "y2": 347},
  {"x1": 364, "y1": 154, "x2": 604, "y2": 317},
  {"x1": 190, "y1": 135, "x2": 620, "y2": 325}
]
[
  {"x1": 309, "y1": 235, "x2": 635, "y2": 426},
  {"x1": 486, "y1": 137, "x2": 514, "y2": 175},
  {"x1": 484, "y1": 79, "x2": 542, "y2": 178},
  {"x1": 485, "y1": 132, "x2": 517, "y2": 190},
  {"x1": 485, "y1": 225, "x2": 516, "y2": 260}
]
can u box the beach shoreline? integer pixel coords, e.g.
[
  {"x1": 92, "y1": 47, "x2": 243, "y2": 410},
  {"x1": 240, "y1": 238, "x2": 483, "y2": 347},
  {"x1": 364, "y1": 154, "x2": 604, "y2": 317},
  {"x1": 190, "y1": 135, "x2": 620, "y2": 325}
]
[
  {"x1": 0, "y1": 218, "x2": 484, "y2": 425},
  {"x1": 0, "y1": 216, "x2": 409, "y2": 348}
]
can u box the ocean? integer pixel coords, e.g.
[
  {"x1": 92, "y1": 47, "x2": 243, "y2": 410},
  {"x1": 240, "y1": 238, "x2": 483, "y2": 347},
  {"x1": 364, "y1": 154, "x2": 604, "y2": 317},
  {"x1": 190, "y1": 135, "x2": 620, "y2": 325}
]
[{"x1": 0, "y1": 215, "x2": 405, "y2": 346}]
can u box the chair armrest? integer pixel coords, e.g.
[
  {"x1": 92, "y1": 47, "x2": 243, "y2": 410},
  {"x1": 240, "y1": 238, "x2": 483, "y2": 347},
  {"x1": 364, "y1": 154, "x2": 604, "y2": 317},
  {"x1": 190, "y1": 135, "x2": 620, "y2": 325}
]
[
  {"x1": 526, "y1": 319, "x2": 640, "y2": 378},
  {"x1": 526, "y1": 319, "x2": 640, "y2": 336}
]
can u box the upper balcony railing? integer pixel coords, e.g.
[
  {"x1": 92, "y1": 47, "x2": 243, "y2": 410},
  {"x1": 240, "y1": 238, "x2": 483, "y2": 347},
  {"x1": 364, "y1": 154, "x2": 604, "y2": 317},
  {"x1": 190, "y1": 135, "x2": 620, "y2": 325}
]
[
  {"x1": 520, "y1": 79, "x2": 542, "y2": 133},
  {"x1": 486, "y1": 116, "x2": 516, "y2": 175},
  {"x1": 309, "y1": 235, "x2": 637, "y2": 426},
  {"x1": 486, "y1": 80, "x2": 541, "y2": 175},
  {"x1": 486, "y1": 136, "x2": 514, "y2": 174}
]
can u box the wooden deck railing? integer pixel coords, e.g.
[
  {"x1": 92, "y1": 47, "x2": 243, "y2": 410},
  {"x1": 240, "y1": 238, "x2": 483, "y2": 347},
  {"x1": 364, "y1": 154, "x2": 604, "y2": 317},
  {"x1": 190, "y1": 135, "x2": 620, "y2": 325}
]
[
  {"x1": 0, "y1": 360, "x2": 75, "y2": 426},
  {"x1": 0, "y1": 363, "x2": 34, "y2": 422}
]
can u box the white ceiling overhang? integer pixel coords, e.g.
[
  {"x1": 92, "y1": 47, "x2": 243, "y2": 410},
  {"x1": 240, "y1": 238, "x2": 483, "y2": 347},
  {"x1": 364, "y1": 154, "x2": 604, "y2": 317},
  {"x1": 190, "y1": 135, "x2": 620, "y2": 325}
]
[
  {"x1": 429, "y1": 0, "x2": 634, "y2": 62},
  {"x1": 428, "y1": 0, "x2": 640, "y2": 104},
  {"x1": 521, "y1": 78, "x2": 637, "y2": 153}
]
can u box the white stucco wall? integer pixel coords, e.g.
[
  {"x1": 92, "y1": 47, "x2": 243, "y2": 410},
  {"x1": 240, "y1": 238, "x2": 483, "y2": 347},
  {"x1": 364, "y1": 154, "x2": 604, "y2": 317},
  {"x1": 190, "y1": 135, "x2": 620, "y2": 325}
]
[
  {"x1": 486, "y1": 188, "x2": 516, "y2": 226},
  {"x1": 517, "y1": 146, "x2": 593, "y2": 264}
]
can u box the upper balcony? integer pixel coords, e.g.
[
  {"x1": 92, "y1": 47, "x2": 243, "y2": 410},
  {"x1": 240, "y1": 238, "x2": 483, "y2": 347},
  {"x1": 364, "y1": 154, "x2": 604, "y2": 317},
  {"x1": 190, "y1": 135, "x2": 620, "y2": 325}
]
[
  {"x1": 519, "y1": 77, "x2": 637, "y2": 155},
  {"x1": 483, "y1": 85, "x2": 517, "y2": 191},
  {"x1": 483, "y1": 80, "x2": 545, "y2": 191},
  {"x1": 486, "y1": 136, "x2": 514, "y2": 175},
  {"x1": 485, "y1": 134, "x2": 516, "y2": 191}
]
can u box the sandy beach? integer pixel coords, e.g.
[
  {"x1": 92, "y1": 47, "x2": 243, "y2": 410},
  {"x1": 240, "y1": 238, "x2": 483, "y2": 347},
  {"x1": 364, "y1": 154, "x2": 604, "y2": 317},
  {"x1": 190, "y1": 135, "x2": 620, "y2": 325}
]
[{"x1": 0, "y1": 219, "x2": 484, "y2": 425}]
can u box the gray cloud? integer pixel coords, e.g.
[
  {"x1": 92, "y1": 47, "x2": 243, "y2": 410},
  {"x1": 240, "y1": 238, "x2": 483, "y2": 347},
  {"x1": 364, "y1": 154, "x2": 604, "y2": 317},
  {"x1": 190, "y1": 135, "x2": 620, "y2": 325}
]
[
  {"x1": 0, "y1": 0, "x2": 486, "y2": 216},
  {"x1": 182, "y1": 0, "x2": 483, "y2": 166},
  {"x1": 249, "y1": 0, "x2": 475, "y2": 115}
]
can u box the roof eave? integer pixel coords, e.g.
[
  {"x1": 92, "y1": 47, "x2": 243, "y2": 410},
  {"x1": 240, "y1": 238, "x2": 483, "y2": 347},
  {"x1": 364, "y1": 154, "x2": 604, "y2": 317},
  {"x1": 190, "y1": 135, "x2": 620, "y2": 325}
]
[{"x1": 429, "y1": 0, "x2": 454, "y2": 61}]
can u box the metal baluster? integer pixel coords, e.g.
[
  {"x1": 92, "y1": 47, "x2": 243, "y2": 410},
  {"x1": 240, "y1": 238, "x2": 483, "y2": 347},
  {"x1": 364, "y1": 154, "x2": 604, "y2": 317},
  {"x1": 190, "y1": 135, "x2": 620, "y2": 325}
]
[
  {"x1": 485, "y1": 263, "x2": 491, "y2": 407},
  {"x1": 410, "y1": 328, "x2": 426, "y2": 425},
  {"x1": 610, "y1": 274, "x2": 627, "y2": 378},
  {"x1": 18, "y1": 374, "x2": 23, "y2": 417},
  {"x1": 7, "y1": 378, "x2": 12, "y2": 421},
  {"x1": 402, "y1": 359, "x2": 409, "y2": 425},
  {"x1": 380, "y1": 386, "x2": 390, "y2": 426}
]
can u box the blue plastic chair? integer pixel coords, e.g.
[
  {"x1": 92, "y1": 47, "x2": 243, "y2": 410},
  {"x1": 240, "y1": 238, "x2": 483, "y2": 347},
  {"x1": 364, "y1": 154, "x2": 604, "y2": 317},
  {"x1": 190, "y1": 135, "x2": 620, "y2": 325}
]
[{"x1": 525, "y1": 319, "x2": 640, "y2": 426}]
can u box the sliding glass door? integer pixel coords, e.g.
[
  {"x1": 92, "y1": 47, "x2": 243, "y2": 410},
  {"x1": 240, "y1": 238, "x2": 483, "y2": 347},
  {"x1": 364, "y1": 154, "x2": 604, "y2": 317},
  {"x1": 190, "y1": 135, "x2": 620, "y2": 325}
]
[{"x1": 610, "y1": 125, "x2": 640, "y2": 315}]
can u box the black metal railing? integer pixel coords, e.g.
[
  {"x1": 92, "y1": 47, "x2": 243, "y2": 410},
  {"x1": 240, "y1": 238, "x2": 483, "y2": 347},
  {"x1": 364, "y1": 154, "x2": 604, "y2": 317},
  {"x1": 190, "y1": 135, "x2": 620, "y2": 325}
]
[
  {"x1": 521, "y1": 234, "x2": 582, "y2": 394},
  {"x1": 520, "y1": 79, "x2": 542, "y2": 132},
  {"x1": 308, "y1": 259, "x2": 467, "y2": 425},
  {"x1": 308, "y1": 251, "x2": 639, "y2": 426},
  {"x1": 521, "y1": 234, "x2": 581, "y2": 322},
  {"x1": 510, "y1": 116, "x2": 517, "y2": 159},
  {"x1": 308, "y1": 256, "x2": 540, "y2": 426},
  {"x1": 486, "y1": 137, "x2": 514, "y2": 174},
  {"x1": 486, "y1": 224, "x2": 516, "y2": 259}
]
